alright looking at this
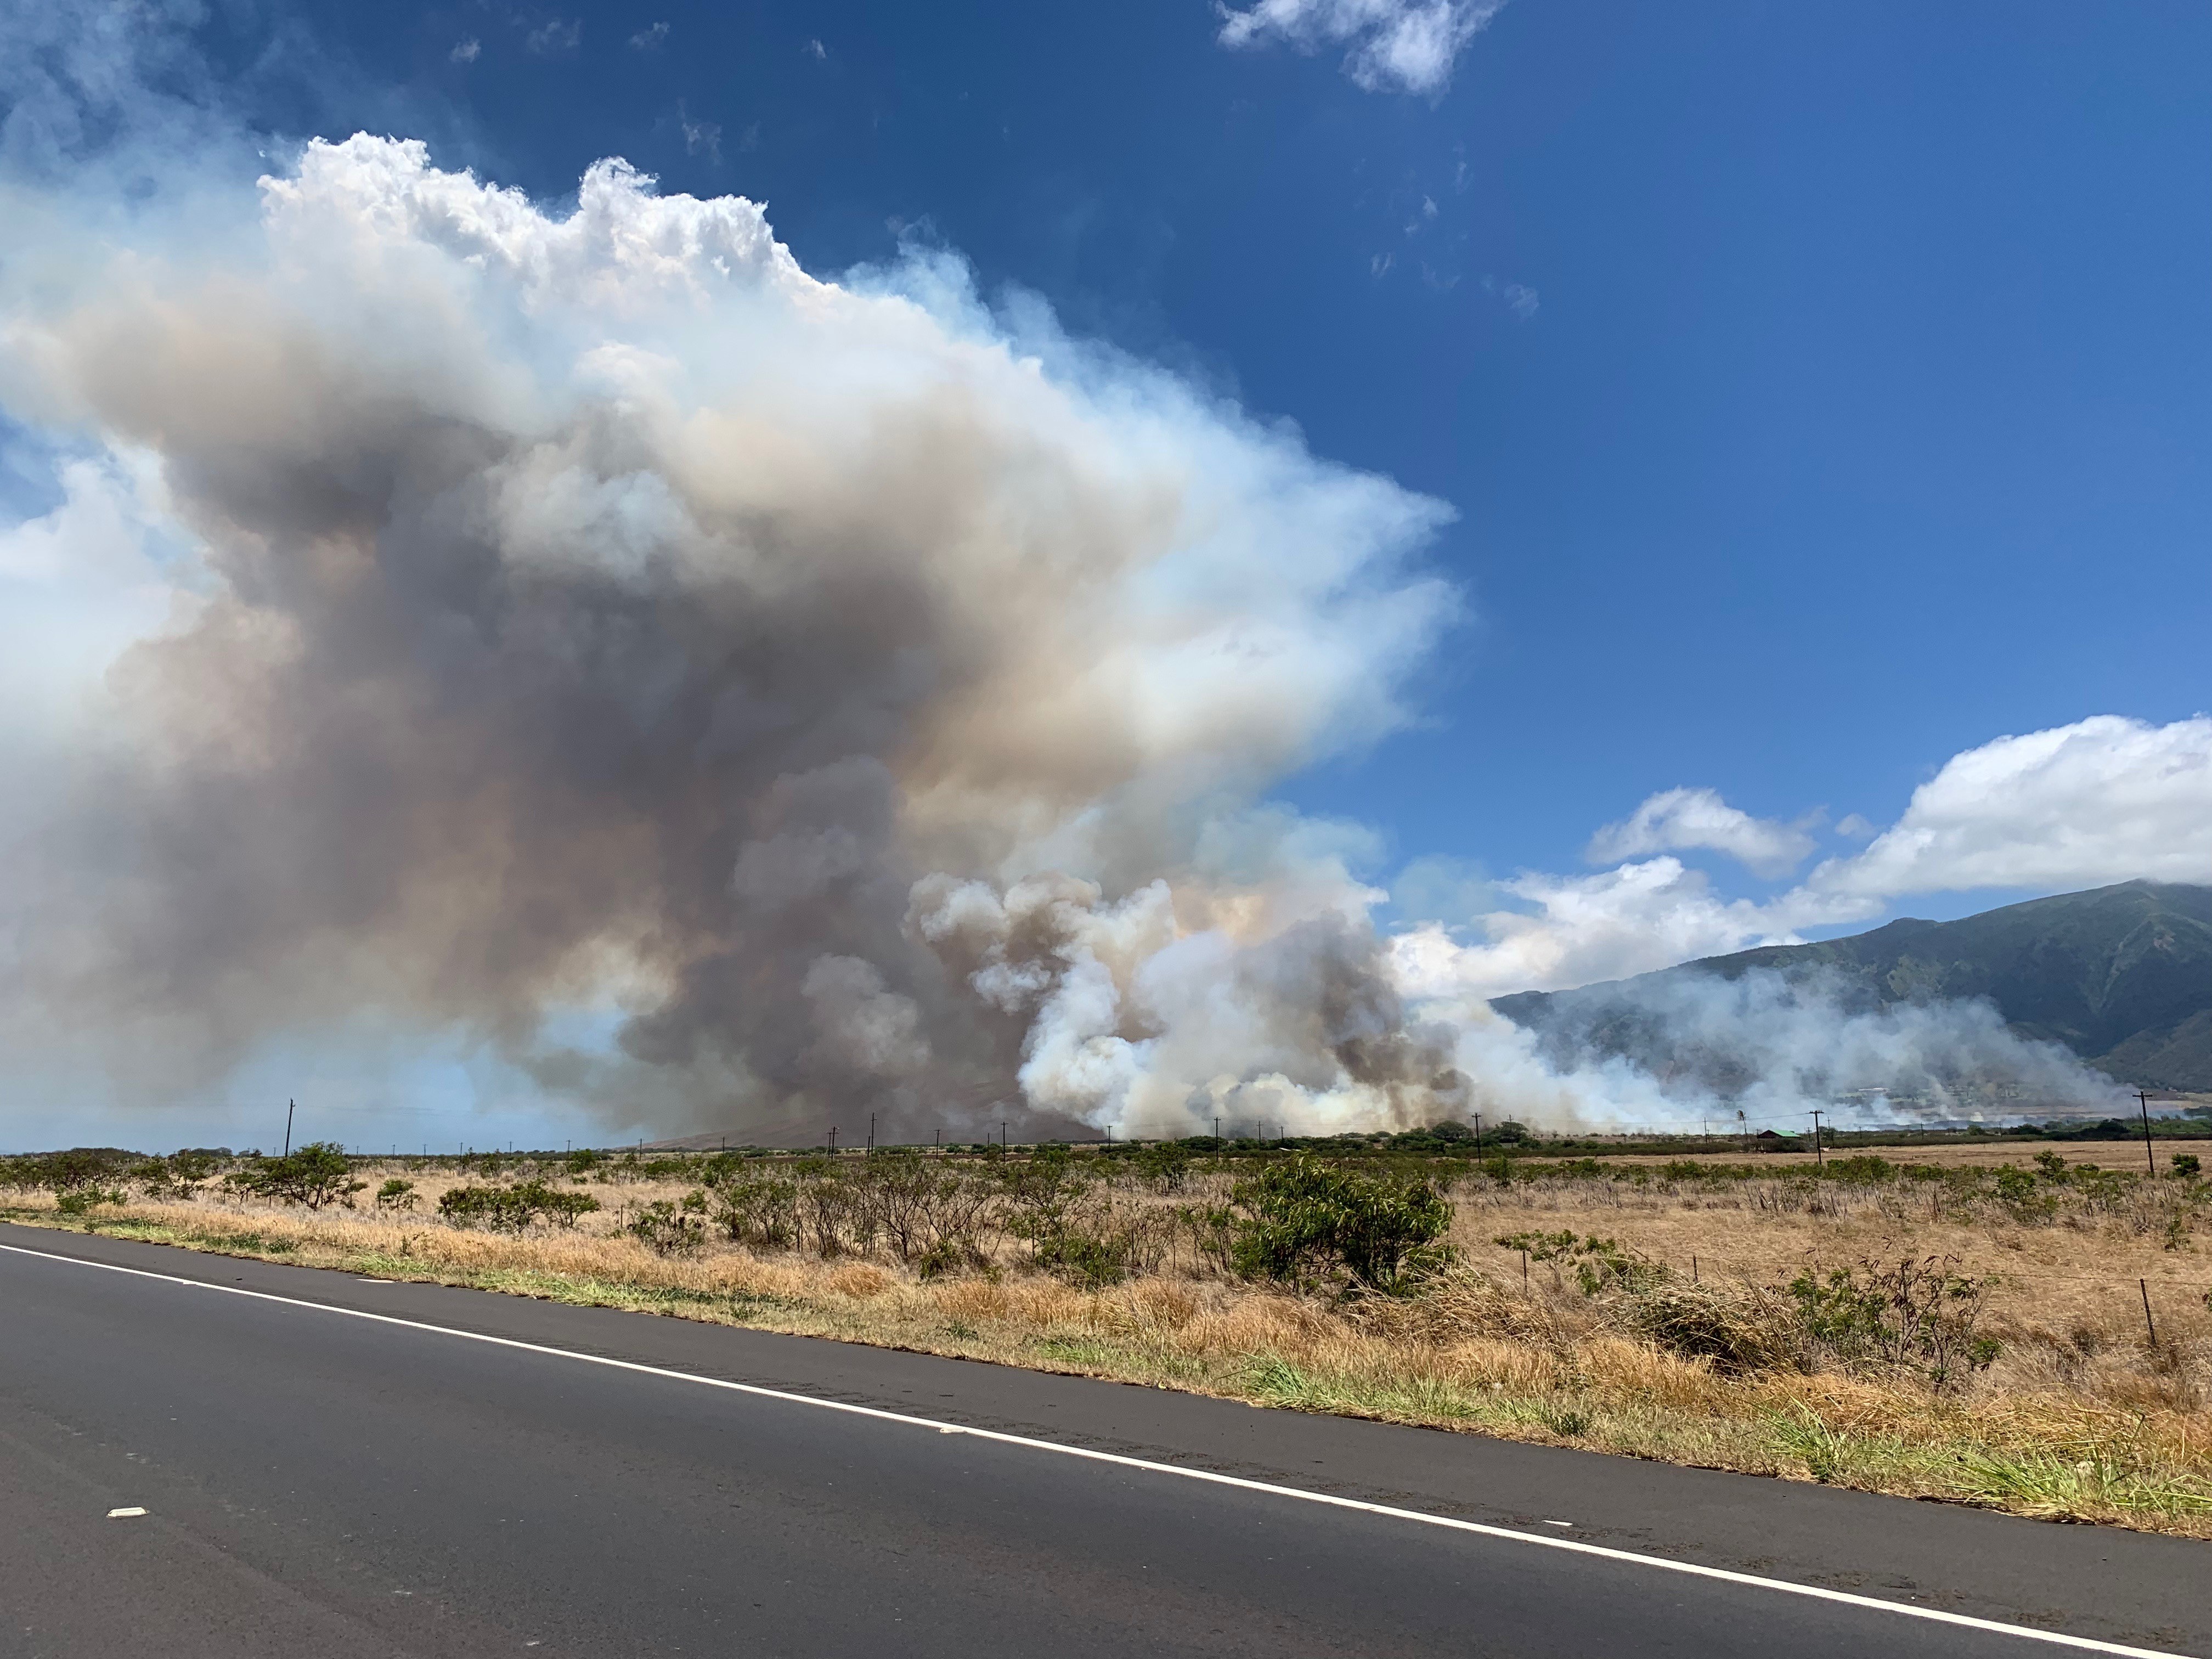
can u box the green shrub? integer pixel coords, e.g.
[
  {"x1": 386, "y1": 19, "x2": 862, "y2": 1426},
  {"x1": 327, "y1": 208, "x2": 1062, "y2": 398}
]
[
  {"x1": 1027, "y1": 1219, "x2": 1137, "y2": 1289},
  {"x1": 1228, "y1": 1158, "x2": 1452, "y2": 1293},
  {"x1": 55, "y1": 1188, "x2": 126, "y2": 1216},
  {"x1": 230, "y1": 1143, "x2": 366, "y2": 1210},
  {"x1": 1132, "y1": 1141, "x2": 1194, "y2": 1193},
  {"x1": 1785, "y1": 1254, "x2": 1998, "y2": 1388},
  {"x1": 1990, "y1": 1165, "x2": 2056, "y2": 1222},
  {"x1": 138, "y1": 1150, "x2": 221, "y2": 1200},
  {"x1": 9, "y1": 1149, "x2": 132, "y2": 1195},
  {"x1": 1822, "y1": 1155, "x2": 1896, "y2": 1185},
  {"x1": 854, "y1": 1152, "x2": 994, "y2": 1266},
  {"x1": 438, "y1": 1180, "x2": 600, "y2": 1232},
  {"x1": 2170, "y1": 1153, "x2": 2201, "y2": 1180},
  {"x1": 710, "y1": 1178, "x2": 799, "y2": 1251},
  {"x1": 1179, "y1": 1203, "x2": 1238, "y2": 1276},
  {"x1": 627, "y1": 1192, "x2": 707, "y2": 1255}
]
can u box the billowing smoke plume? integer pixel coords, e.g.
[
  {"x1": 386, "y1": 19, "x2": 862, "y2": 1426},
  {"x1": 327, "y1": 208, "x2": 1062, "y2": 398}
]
[
  {"x1": 1486, "y1": 969, "x2": 2132, "y2": 1131},
  {"x1": 0, "y1": 133, "x2": 2137, "y2": 1143},
  {"x1": 0, "y1": 134, "x2": 1470, "y2": 1140}
]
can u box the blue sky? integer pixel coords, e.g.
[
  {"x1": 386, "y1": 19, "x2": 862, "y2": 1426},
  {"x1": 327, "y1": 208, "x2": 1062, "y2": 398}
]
[
  {"x1": 2, "y1": 0, "x2": 2208, "y2": 1149},
  {"x1": 223, "y1": 0, "x2": 2212, "y2": 893}
]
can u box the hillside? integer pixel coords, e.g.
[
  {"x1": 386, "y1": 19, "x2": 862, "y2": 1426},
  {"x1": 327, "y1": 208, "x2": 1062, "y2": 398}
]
[{"x1": 1491, "y1": 880, "x2": 2212, "y2": 1092}]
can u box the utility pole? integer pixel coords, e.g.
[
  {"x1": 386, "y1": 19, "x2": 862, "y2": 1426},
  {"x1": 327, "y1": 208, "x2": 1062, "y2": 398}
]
[
  {"x1": 1737, "y1": 1109, "x2": 1749, "y2": 1154},
  {"x1": 283, "y1": 1099, "x2": 295, "y2": 1158},
  {"x1": 2140, "y1": 1090, "x2": 2159, "y2": 1178},
  {"x1": 828, "y1": 1126, "x2": 838, "y2": 1154},
  {"x1": 868, "y1": 1114, "x2": 875, "y2": 1153},
  {"x1": 1473, "y1": 1112, "x2": 1483, "y2": 1158},
  {"x1": 1215, "y1": 1116, "x2": 1222, "y2": 1149},
  {"x1": 1810, "y1": 1109, "x2": 1825, "y2": 1170}
]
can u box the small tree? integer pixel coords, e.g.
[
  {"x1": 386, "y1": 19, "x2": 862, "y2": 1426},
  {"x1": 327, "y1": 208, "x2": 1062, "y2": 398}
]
[
  {"x1": 235, "y1": 1142, "x2": 366, "y2": 1210},
  {"x1": 142, "y1": 1150, "x2": 221, "y2": 1200}
]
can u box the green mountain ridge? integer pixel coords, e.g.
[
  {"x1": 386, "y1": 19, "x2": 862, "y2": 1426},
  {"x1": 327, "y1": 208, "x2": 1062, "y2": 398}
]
[{"x1": 1490, "y1": 880, "x2": 2212, "y2": 1093}]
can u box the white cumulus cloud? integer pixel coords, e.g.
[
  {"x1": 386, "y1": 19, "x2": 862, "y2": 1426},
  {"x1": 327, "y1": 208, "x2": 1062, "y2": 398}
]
[
  {"x1": 1217, "y1": 0, "x2": 1506, "y2": 96},
  {"x1": 1403, "y1": 714, "x2": 2212, "y2": 1008},
  {"x1": 1587, "y1": 786, "x2": 1816, "y2": 879},
  {"x1": 1804, "y1": 715, "x2": 2212, "y2": 905}
]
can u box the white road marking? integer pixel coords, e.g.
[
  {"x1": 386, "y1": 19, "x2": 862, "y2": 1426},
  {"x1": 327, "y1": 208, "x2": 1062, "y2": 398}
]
[
  {"x1": 0, "y1": 1239, "x2": 2191, "y2": 1658},
  {"x1": 106, "y1": 1506, "x2": 146, "y2": 1518}
]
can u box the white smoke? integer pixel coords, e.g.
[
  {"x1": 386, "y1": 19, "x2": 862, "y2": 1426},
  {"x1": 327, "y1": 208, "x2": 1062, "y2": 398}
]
[
  {"x1": 1474, "y1": 968, "x2": 2131, "y2": 1132},
  {"x1": 0, "y1": 132, "x2": 1486, "y2": 1140},
  {"x1": 0, "y1": 14, "x2": 2182, "y2": 1146}
]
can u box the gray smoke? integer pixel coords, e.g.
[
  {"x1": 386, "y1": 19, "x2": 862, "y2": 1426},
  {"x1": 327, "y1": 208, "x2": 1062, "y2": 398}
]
[
  {"x1": 0, "y1": 29, "x2": 2144, "y2": 1147},
  {"x1": 0, "y1": 133, "x2": 1472, "y2": 1141}
]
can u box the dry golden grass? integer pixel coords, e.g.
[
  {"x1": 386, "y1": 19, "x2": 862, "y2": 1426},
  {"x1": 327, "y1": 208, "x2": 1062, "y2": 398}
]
[
  {"x1": 1593, "y1": 1138, "x2": 2212, "y2": 1172},
  {"x1": 9, "y1": 1153, "x2": 2212, "y2": 1538}
]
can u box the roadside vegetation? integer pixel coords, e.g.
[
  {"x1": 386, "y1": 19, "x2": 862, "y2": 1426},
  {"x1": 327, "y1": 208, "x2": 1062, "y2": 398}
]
[{"x1": 7, "y1": 1132, "x2": 2212, "y2": 1537}]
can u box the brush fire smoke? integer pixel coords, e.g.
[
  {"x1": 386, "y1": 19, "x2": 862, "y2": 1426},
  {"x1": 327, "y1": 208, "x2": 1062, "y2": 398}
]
[{"x1": 0, "y1": 137, "x2": 2126, "y2": 1141}]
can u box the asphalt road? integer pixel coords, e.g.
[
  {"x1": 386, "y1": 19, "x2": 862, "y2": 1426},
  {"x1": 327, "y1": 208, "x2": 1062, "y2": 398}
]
[{"x1": 1, "y1": 1223, "x2": 2204, "y2": 1658}]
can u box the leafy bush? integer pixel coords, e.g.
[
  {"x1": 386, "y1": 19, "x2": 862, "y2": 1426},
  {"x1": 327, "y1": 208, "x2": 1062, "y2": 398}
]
[
  {"x1": 138, "y1": 1150, "x2": 221, "y2": 1200},
  {"x1": 374, "y1": 1178, "x2": 419, "y2": 1212},
  {"x1": 1179, "y1": 1203, "x2": 1238, "y2": 1276},
  {"x1": 1822, "y1": 1155, "x2": 1897, "y2": 1185},
  {"x1": 627, "y1": 1192, "x2": 707, "y2": 1255},
  {"x1": 55, "y1": 1188, "x2": 126, "y2": 1216},
  {"x1": 230, "y1": 1143, "x2": 366, "y2": 1210},
  {"x1": 859, "y1": 1153, "x2": 994, "y2": 1266},
  {"x1": 792, "y1": 1164, "x2": 863, "y2": 1257},
  {"x1": 2171, "y1": 1153, "x2": 2201, "y2": 1180},
  {"x1": 1990, "y1": 1165, "x2": 2056, "y2": 1222},
  {"x1": 1229, "y1": 1159, "x2": 1452, "y2": 1293},
  {"x1": 1785, "y1": 1254, "x2": 1999, "y2": 1388},
  {"x1": 710, "y1": 1177, "x2": 799, "y2": 1251},
  {"x1": 1026, "y1": 1217, "x2": 1139, "y2": 1289},
  {"x1": 438, "y1": 1181, "x2": 599, "y2": 1232},
  {"x1": 1132, "y1": 1141, "x2": 1194, "y2": 1193},
  {"x1": 8, "y1": 1148, "x2": 133, "y2": 1194}
]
